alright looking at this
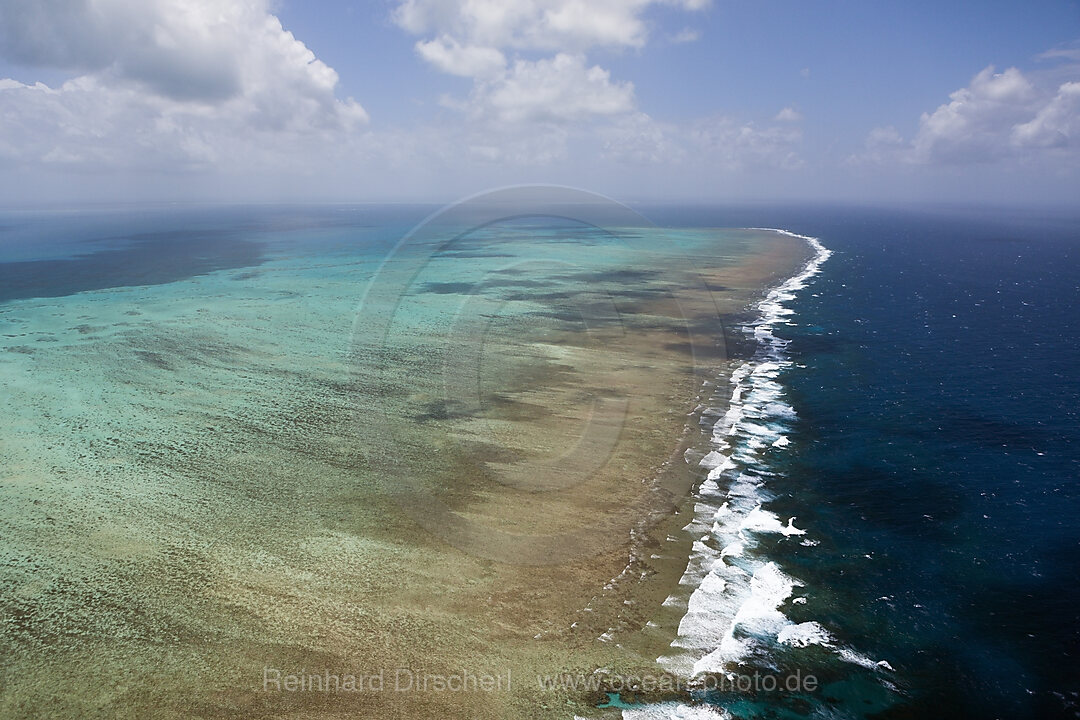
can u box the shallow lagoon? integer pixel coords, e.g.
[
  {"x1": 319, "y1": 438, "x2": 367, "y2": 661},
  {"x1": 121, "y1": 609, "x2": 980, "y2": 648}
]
[{"x1": 0, "y1": 203, "x2": 807, "y2": 718}]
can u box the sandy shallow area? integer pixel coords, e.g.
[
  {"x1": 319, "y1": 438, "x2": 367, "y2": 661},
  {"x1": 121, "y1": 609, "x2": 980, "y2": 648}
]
[{"x1": 0, "y1": 222, "x2": 809, "y2": 719}]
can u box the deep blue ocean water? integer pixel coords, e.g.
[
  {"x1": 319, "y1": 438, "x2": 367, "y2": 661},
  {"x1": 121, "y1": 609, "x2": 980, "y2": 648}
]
[{"x1": 647, "y1": 205, "x2": 1080, "y2": 719}]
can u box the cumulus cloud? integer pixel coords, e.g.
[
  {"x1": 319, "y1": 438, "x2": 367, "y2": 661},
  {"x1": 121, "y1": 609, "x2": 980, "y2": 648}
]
[
  {"x1": 855, "y1": 64, "x2": 1080, "y2": 166},
  {"x1": 911, "y1": 66, "x2": 1036, "y2": 163},
  {"x1": 415, "y1": 36, "x2": 506, "y2": 78},
  {"x1": 394, "y1": 0, "x2": 709, "y2": 53},
  {"x1": 0, "y1": 0, "x2": 123, "y2": 73},
  {"x1": 775, "y1": 106, "x2": 802, "y2": 123},
  {"x1": 394, "y1": 0, "x2": 709, "y2": 125},
  {"x1": 0, "y1": 74, "x2": 367, "y2": 174},
  {"x1": 0, "y1": 0, "x2": 364, "y2": 109},
  {"x1": 0, "y1": 0, "x2": 367, "y2": 171},
  {"x1": 0, "y1": 0, "x2": 812, "y2": 200},
  {"x1": 477, "y1": 53, "x2": 634, "y2": 124},
  {"x1": 1011, "y1": 81, "x2": 1080, "y2": 149}
]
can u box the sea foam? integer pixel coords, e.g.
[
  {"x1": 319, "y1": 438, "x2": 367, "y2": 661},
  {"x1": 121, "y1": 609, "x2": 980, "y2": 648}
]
[
  {"x1": 655, "y1": 231, "x2": 835, "y2": 679},
  {"x1": 635, "y1": 231, "x2": 895, "y2": 719}
]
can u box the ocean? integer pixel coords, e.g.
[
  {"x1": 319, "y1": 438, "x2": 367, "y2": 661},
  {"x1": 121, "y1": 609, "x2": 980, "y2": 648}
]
[
  {"x1": 1, "y1": 201, "x2": 1077, "y2": 719},
  {"x1": 636, "y1": 204, "x2": 1080, "y2": 720}
]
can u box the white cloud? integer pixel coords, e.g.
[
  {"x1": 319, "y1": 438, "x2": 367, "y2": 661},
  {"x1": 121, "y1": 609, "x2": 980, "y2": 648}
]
[
  {"x1": 1011, "y1": 81, "x2": 1080, "y2": 149},
  {"x1": 476, "y1": 53, "x2": 635, "y2": 124},
  {"x1": 1038, "y1": 45, "x2": 1080, "y2": 63},
  {"x1": 0, "y1": 72, "x2": 367, "y2": 173},
  {"x1": 669, "y1": 28, "x2": 701, "y2": 44},
  {"x1": 0, "y1": 0, "x2": 818, "y2": 202},
  {"x1": 394, "y1": 0, "x2": 708, "y2": 125},
  {"x1": 0, "y1": 0, "x2": 368, "y2": 172},
  {"x1": 0, "y1": 0, "x2": 364, "y2": 112},
  {"x1": 775, "y1": 106, "x2": 802, "y2": 123},
  {"x1": 911, "y1": 66, "x2": 1036, "y2": 163},
  {"x1": 856, "y1": 64, "x2": 1080, "y2": 166},
  {"x1": 394, "y1": 0, "x2": 709, "y2": 54},
  {"x1": 415, "y1": 36, "x2": 506, "y2": 78}
]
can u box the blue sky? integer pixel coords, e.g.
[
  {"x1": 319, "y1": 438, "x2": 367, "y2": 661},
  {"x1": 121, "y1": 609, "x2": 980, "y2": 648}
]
[{"x1": 0, "y1": 0, "x2": 1078, "y2": 205}]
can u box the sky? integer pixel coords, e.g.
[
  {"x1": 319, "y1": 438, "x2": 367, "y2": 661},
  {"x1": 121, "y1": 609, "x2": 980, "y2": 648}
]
[{"x1": 0, "y1": 0, "x2": 1078, "y2": 206}]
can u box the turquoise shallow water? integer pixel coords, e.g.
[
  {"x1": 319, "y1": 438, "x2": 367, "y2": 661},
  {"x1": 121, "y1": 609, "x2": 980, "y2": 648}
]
[
  {"x1": 14, "y1": 203, "x2": 1078, "y2": 720},
  {"x1": 0, "y1": 202, "x2": 798, "y2": 717}
]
